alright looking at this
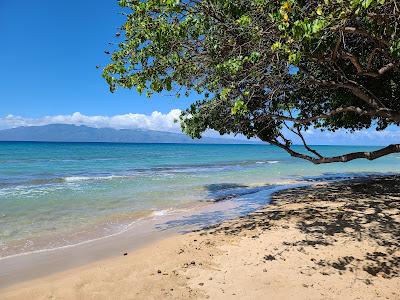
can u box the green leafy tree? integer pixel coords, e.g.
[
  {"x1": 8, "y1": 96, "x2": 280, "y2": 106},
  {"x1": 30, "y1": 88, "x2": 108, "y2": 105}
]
[{"x1": 104, "y1": 0, "x2": 400, "y2": 163}]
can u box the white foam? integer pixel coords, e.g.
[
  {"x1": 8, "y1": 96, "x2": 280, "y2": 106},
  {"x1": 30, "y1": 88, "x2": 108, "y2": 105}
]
[
  {"x1": 151, "y1": 209, "x2": 171, "y2": 217},
  {"x1": 64, "y1": 176, "x2": 92, "y2": 182},
  {"x1": 64, "y1": 175, "x2": 127, "y2": 182},
  {"x1": 255, "y1": 160, "x2": 279, "y2": 164}
]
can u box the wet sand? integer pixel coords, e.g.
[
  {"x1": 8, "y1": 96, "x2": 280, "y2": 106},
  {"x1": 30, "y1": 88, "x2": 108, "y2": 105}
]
[
  {"x1": 1, "y1": 175, "x2": 399, "y2": 299},
  {"x1": 0, "y1": 199, "x2": 243, "y2": 288},
  {"x1": 0, "y1": 182, "x2": 300, "y2": 288}
]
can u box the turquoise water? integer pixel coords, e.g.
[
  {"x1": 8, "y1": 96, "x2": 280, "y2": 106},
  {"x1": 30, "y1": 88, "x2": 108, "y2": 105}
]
[{"x1": 0, "y1": 142, "x2": 399, "y2": 257}]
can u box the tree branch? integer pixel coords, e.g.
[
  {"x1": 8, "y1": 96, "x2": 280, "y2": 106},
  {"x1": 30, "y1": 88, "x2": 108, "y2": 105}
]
[
  {"x1": 282, "y1": 122, "x2": 323, "y2": 158},
  {"x1": 378, "y1": 63, "x2": 395, "y2": 75},
  {"x1": 340, "y1": 26, "x2": 389, "y2": 46},
  {"x1": 340, "y1": 52, "x2": 396, "y2": 78},
  {"x1": 341, "y1": 52, "x2": 364, "y2": 73},
  {"x1": 264, "y1": 106, "x2": 399, "y2": 125},
  {"x1": 307, "y1": 77, "x2": 389, "y2": 112},
  {"x1": 265, "y1": 139, "x2": 400, "y2": 164}
]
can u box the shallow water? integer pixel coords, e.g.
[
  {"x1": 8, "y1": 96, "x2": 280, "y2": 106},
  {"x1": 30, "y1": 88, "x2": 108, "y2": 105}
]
[{"x1": 0, "y1": 142, "x2": 398, "y2": 257}]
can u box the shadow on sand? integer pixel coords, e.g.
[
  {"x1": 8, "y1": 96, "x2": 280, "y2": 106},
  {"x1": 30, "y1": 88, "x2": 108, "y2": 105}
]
[
  {"x1": 200, "y1": 175, "x2": 400, "y2": 280},
  {"x1": 155, "y1": 183, "x2": 278, "y2": 231}
]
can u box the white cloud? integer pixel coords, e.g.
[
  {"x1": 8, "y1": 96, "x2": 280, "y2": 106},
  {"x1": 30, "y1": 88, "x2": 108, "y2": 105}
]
[
  {"x1": 0, "y1": 110, "x2": 251, "y2": 140},
  {"x1": 0, "y1": 110, "x2": 182, "y2": 132},
  {"x1": 0, "y1": 110, "x2": 398, "y2": 145}
]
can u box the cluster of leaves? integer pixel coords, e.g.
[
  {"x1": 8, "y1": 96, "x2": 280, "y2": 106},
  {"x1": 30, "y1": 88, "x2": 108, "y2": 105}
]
[{"x1": 104, "y1": 0, "x2": 400, "y2": 162}]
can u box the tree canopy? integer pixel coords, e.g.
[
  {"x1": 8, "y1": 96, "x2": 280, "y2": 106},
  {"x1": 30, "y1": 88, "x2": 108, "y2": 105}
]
[{"x1": 103, "y1": 0, "x2": 400, "y2": 163}]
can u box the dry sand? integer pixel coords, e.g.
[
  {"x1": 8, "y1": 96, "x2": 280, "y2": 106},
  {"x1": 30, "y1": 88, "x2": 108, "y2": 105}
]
[{"x1": 1, "y1": 176, "x2": 399, "y2": 299}]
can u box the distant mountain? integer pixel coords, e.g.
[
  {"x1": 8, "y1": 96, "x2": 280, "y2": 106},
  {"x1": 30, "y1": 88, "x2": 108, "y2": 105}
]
[{"x1": 0, "y1": 124, "x2": 256, "y2": 144}]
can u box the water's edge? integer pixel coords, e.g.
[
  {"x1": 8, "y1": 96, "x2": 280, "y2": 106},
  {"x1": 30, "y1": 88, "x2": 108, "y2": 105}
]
[{"x1": 1, "y1": 173, "x2": 392, "y2": 289}]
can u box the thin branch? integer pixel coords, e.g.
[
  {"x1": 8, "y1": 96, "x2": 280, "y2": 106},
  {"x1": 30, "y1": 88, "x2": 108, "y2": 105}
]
[
  {"x1": 282, "y1": 122, "x2": 323, "y2": 158},
  {"x1": 294, "y1": 127, "x2": 323, "y2": 159},
  {"x1": 367, "y1": 48, "x2": 381, "y2": 71},
  {"x1": 341, "y1": 52, "x2": 363, "y2": 73}
]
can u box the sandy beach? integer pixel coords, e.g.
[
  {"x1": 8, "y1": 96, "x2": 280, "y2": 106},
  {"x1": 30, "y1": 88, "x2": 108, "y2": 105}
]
[{"x1": 1, "y1": 175, "x2": 399, "y2": 299}]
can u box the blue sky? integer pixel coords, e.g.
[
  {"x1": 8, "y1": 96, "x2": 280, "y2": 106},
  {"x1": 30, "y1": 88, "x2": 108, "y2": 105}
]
[
  {"x1": 0, "y1": 0, "x2": 193, "y2": 117},
  {"x1": 0, "y1": 1, "x2": 398, "y2": 145}
]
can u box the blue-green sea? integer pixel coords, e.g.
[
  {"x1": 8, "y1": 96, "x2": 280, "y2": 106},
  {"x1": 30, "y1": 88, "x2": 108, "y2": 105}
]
[{"x1": 0, "y1": 142, "x2": 399, "y2": 257}]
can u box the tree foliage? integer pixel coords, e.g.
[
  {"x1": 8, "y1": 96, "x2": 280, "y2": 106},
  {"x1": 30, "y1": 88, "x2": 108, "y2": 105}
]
[{"x1": 104, "y1": 0, "x2": 400, "y2": 163}]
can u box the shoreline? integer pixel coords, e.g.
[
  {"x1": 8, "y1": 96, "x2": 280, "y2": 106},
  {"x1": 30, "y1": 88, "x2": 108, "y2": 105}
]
[
  {"x1": 1, "y1": 173, "x2": 389, "y2": 261},
  {"x1": 0, "y1": 178, "x2": 304, "y2": 260},
  {"x1": 1, "y1": 175, "x2": 399, "y2": 299},
  {"x1": 0, "y1": 180, "x2": 307, "y2": 288},
  {"x1": 0, "y1": 201, "x2": 207, "y2": 260}
]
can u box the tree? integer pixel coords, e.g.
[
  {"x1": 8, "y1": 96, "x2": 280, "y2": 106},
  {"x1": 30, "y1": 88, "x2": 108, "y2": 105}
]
[{"x1": 103, "y1": 0, "x2": 400, "y2": 164}]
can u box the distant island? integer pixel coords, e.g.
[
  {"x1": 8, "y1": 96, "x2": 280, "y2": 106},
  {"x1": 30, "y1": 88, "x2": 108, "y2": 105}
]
[{"x1": 0, "y1": 124, "x2": 257, "y2": 144}]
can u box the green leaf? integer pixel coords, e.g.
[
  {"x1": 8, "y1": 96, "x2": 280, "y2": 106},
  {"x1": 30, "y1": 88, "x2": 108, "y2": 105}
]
[
  {"x1": 220, "y1": 88, "x2": 231, "y2": 100},
  {"x1": 362, "y1": 0, "x2": 374, "y2": 8},
  {"x1": 236, "y1": 15, "x2": 252, "y2": 27},
  {"x1": 165, "y1": 77, "x2": 173, "y2": 91},
  {"x1": 231, "y1": 100, "x2": 248, "y2": 115}
]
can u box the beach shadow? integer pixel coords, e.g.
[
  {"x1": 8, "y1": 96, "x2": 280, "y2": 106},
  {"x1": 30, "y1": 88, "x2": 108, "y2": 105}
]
[
  {"x1": 201, "y1": 175, "x2": 400, "y2": 280},
  {"x1": 205, "y1": 183, "x2": 249, "y2": 193},
  {"x1": 155, "y1": 210, "x2": 235, "y2": 233},
  {"x1": 155, "y1": 183, "x2": 276, "y2": 232}
]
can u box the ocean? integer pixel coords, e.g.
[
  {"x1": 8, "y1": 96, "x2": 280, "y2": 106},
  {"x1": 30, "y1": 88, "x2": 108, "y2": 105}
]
[{"x1": 0, "y1": 142, "x2": 398, "y2": 258}]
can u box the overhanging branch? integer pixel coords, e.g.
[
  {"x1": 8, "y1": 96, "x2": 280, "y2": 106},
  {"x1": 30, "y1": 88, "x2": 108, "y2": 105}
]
[
  {"x1": 260, "y1": 106, "x2": 400, "y2": 125},
  {"x1": 264, "y1": 139, "x2": 400, "y2": 164}
]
